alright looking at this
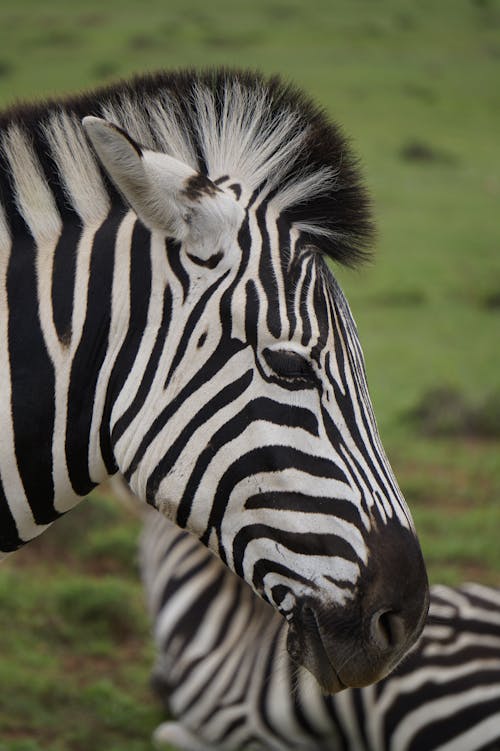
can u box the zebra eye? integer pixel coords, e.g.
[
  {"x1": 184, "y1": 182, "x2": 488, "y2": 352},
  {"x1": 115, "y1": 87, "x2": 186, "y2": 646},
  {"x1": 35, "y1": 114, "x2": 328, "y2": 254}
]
[{"x1": 263, "y1": 348, "x2": 316, "y2": 385}]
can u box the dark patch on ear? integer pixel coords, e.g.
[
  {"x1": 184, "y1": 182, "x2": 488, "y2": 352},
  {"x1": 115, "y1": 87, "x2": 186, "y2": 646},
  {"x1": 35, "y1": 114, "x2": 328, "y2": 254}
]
[
  {"x1": 228, "y1": 183, "x2": 242, "y2": 200},
  {"x1": 186, "y1": 250, "x2": 223, "y2": 269},
  {"x1": 182, "y1": 173, "x2": 220, "y2": 201},
  {"x1": 109, "y1": 123, "x2": 143, "y2": 157}
]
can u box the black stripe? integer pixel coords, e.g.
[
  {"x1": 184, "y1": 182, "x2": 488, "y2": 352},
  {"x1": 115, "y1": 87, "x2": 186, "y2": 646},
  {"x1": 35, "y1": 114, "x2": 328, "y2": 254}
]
[
  {"x1": 244, "y1": 279, "x2": 259, "y2": 349},
  {"x1": 205, "y1": 579, "x2": 244, "y2": 655},
  {"x1": 257, "y1": 200, "x2": 281, "y2": 339},
  {"x1": 217, "y1": 210, "x2": 252, "y2": 336},
  {"x1": 328, "y1": 287, "x2": 401, "y2": 510},
  {"x1": 153, "y1": 524, "x2": 188, "y2": 570},
  {"x1": 200, "y1": 445, "x2": 349, "y2": 555},
  {"x1": 323, "y1": 694, "x2": 350, "y2": 751},
  {"x1": 37, "y1": 124, "x2": 82, "y2": 222},
  {"x1": 172, "y1": 574, "x2": 243, "y2": 715},
  {"x1": 384, "y1": 671, "x2": 500, "y2": 745},
  {"x1": 195, "y1": 595, "x2": 252, "y2": 732},
  {"x1": 145, "y1": 370, "x2": 253, "y2": 501},
  {"x1": 403, "y1": 643, "x2": 500, "y2": 668},
  {"x1": 299, "y1": 257, "x2": 314, "y2": 346},
  {"x1": 8, "y1": 231, "x2": 57, "y2": 523},
  {"x1": 326, "y1": 294, "x2": 393, "y2": 509},
  {"x1": 455, "y1": 586, "x2": 500, "y2": 611},
  {"x1": 109, "y1": 123, "x2": 143, "y2": 156},
  {"x1": 276, "y1": 214, "x2": 292, "y2": 297},
  {"x1": 51, "y1": 218, "x2": 81, "y2": 345},
  {"x1": 251, "y1": 559, "x2": 312, "y2": 598},
  {"x1": 186, "y1": 250, "x2": 223, "y2": 269},
  {"x1": 311, "y1": 269, "x2": 330, "y2": 355},
  {"x1": 123, "y1": 336, "x2": 246, "y2": 482},
  {"x1": 351, "y1": 688, "x2": 370, "y2": 749},
  {"x1": 407, "y1": 694, "x2": 500, "y2": 751},
  {"x1": 164, "y1": 269, "x2": 230, "y2": 389},
  {"x1": 244, "y1": 492, "x2": 363, "y2": 526},
  {"x1": 66, "y1": 208, "x2": 124, "y2": 495},
  {"x1": 161, "y1": 564, "x2": 226, "y2": 654},
  {"x1": 0, "y1": 479, "x2": 23, "y2": 551},
  {"x1": 217, "y1": 715, "x2": 249, "y2": 745},
  {"x1": 293, "y1": 679, "x2": 328, "y2": 740},
  {"x1": 177, "y1": 399, "x2": 321, "y2": 529},
  {"x1": 99, "y1": 219, "x2": 152, "y2": 473},
  {"x1": 111, "y1": 284, "x2": 173, "y2": 446},
  {"x1": 321, "y1": 405, "x2": 372, "y2": 520},
  {"x1": 258, "y1": 627, "x2": 292, "y2": 743},
  {"x1": 0, "y1": 148, "x2": 23, "y2": 237},
  {"x1": 278, "y1": 215, "x2": 297, "y2": 337},
  {"x1": 232, "y1": 524, "x2": 358, "y2": 579},
  {"x1": 166, "y1": 238, "x2": 189, "y2": 302}
]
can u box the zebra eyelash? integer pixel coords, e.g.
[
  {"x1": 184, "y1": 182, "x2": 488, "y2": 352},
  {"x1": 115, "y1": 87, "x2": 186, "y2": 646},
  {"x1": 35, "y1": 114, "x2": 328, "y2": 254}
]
[{"x1": 262, "y1": 348, "x2": 317, "y2": 386}]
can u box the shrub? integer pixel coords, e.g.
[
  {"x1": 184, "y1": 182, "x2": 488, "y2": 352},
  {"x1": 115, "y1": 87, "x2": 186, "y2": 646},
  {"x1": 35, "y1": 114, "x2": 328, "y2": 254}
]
[
  {"x1": 53, "y1": 577, "x2": 141, "y2": 642},
  {"x1": 407, "y1": 386, "x2": 500, "y2": 439}
]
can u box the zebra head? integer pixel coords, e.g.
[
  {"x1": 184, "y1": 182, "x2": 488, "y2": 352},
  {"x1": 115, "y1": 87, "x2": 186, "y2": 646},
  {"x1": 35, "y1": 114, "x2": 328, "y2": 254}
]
[{"x1": 82, "y1": 72, "x2": 428, "y2": 693}]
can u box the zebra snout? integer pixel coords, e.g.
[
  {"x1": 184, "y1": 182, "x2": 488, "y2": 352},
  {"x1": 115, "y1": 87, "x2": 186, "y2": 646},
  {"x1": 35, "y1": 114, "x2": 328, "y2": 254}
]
[
  {"x1": 287, "y1": 526, "x2": 430, "y2": 693},
  {"x1": 360, "y1": 521, "x2": 430, "y2": 662},
  {"x1": 287, "y1": 595, "x2": 424, "y2": 695}
]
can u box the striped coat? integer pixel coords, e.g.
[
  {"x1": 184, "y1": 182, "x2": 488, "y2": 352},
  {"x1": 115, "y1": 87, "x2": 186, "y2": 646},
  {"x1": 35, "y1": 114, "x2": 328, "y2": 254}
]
[{"x1": 141, "y1": 512, "x2": 500, "y2": 751}]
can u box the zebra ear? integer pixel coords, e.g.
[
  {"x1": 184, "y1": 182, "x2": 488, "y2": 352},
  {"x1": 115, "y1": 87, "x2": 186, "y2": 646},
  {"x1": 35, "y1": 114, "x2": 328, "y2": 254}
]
[{"x1": 82, "y1": 116, "x2": 220, "y2": 241}]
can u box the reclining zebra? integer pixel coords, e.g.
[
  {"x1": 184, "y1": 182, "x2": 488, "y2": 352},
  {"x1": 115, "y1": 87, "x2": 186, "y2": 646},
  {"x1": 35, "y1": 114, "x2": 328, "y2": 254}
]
[
  {"x1": 140, "y1": 511, "x2": 500, "y2": 751},
  {"x1": 0, "y1": 69, "x2": 428, "y2": 690}
]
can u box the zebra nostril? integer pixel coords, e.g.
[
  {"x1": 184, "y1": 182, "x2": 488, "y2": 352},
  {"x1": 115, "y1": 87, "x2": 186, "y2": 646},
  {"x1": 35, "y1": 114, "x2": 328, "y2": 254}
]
[
  {"x1": 370, "y1": 609, "x2": 406, "y2": 651},
  {"x1": 301, "y1": 604, "x2": 316, "y2": 626}
]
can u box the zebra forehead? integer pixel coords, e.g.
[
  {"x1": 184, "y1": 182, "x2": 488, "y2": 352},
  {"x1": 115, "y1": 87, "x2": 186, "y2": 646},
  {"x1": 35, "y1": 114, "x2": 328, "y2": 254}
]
[{"x1": 0, "y1": 69, "x2": 374, "y2": 267}]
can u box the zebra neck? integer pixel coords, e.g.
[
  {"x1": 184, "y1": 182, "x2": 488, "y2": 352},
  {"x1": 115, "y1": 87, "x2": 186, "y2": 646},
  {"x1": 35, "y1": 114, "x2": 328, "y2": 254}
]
[{"x1": 0, "y1": 200, "x2": 136, "y2": 552}]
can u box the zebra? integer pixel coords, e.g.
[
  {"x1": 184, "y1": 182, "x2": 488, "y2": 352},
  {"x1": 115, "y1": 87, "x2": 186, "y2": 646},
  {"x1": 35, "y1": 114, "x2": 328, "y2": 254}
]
[
  {"x1": 0, "y1": 69, "x2": 429, "y2": 690},
  {"x1": 140, "y1": 511, "x2": 500, "y2": 751}
]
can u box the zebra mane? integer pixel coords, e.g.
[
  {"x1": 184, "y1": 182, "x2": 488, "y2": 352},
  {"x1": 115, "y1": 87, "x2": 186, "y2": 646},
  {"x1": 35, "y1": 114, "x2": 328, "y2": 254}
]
[{"x1": 0, "y1": 69, "x2": 374, "y2": 266}]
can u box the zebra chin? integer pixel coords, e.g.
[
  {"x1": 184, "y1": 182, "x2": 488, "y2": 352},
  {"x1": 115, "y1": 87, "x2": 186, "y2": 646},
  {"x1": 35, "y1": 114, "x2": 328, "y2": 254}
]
[{"x1": 285, "y1": 524, "x2": 430, "y2": 693}]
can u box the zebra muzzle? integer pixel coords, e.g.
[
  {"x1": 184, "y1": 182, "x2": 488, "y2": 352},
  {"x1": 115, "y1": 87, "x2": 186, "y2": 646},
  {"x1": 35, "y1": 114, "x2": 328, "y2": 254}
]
[
  {"x1": 286, "y1": 525, "x2": 430, "y2": 693},
  {"x1": 286, "y1": 599, "x2": 418, "y2": 694}
]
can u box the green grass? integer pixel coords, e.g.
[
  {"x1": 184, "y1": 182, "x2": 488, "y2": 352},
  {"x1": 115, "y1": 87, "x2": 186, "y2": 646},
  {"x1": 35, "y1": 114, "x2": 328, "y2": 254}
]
[
  {"x1": 0, "y1": 1, "x2": 498, "y2": 749},
  {"x1": 0, "y1": 496, "x2": 163, "y2": 751}
]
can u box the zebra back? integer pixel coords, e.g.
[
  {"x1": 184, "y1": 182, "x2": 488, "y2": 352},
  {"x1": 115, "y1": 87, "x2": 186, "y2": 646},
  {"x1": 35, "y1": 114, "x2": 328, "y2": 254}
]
[{"x1": 140, "y1": 511, "x2": 500, "y2": 751}]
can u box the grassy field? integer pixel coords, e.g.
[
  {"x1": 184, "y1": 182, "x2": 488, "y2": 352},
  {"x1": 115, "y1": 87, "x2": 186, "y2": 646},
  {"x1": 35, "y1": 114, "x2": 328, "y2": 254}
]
[{"x1": 0, "y1": 0, "x2": 499, "y2": 749}]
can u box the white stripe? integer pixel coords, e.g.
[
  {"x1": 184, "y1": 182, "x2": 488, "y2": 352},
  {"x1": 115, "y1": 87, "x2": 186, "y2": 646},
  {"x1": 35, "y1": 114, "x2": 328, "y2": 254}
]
[
  {"x1": 389, "y1": 684, "x2": 500, "y2": 751},
  {"x1": 0, "y1": 199, "x2": 10, "y2": 248},
  {"x1": 52, "y1": 223, "x2": 100, "y2": 508},
  {"x1": 43, "y1": 112, "x2": 110, "y2": 225},
  {"x1": 435, "y1": 711, "x2": 500, "y2": 751},
  {"x1": 461, "y1": 582, "x2": 500, "y2": 608},
  {"x1": 377, "y1": 659, "x2": 500, "y2": 719},
  {"x1": 88, "y1": 210, "x2": 135, "y2": 483},
  {"x1": 2, "y1": 124, "x2": 62, "y2": 243}
]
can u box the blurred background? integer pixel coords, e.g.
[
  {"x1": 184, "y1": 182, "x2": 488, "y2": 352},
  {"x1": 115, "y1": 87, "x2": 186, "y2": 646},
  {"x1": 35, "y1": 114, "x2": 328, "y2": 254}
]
[{"x1": 0, "y1": 0, "x2": 498, "y2": 749}]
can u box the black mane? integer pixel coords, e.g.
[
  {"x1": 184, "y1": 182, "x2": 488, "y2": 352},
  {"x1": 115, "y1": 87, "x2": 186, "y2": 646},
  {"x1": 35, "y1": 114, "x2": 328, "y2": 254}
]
[{"x1": 0, "y1": 69, "x2": 374, "y2": 267}]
